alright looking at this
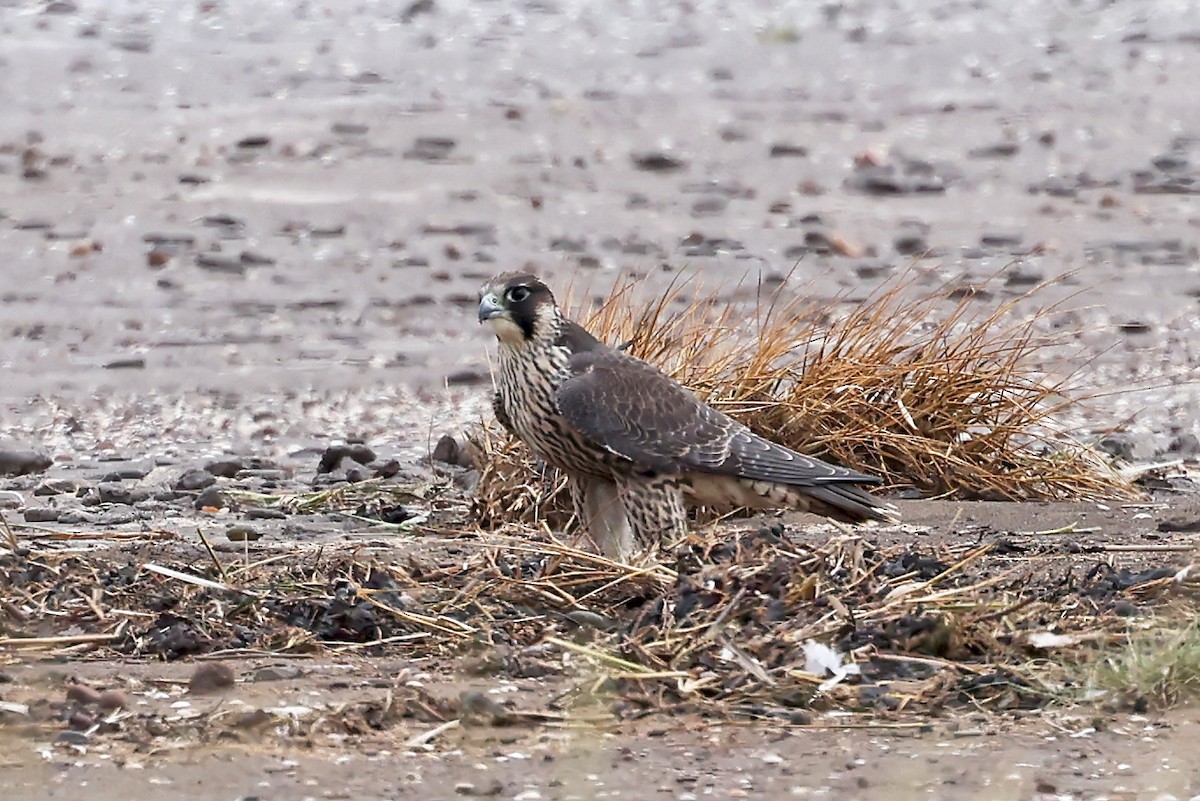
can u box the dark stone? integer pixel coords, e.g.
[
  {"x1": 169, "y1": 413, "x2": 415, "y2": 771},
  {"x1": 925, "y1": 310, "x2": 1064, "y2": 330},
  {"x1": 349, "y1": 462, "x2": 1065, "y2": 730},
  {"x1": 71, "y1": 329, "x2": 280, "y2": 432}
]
[
  {"x1": 400, "y1": 0, "x2": 435, "y2": 22},
  {"x1": 195, "y1": 253, "x2": 246, "y2": 274},
  {"x1": 34, "y1": 479, "x2": 77, "y2": 496},
  {"x1": 103, "y1": 357, "x2": 145, "y2": 370},
  {"x1": 446, "y1": 368, "x2": 488, "y2": 385},
  {"x1": 768, "y1": 143, "x2": 808, "y2": 158},
  {"x1": 225, "y1": 525, "x2": 261, "y2": 542},
  {"x1": 967, "y1": 143, "x2": 1020, "y2": 159},
  {"x1": 1167, "y1": 434, "x2": 1200, "y2": 457},
  {"x1": 894, "y1": 235, "x2": 929, "y2": 255},
  {"x1": 189, "y1": 662, "x2": 235, "y2": 694},
  {"x1": 1096, "y1": 435, "x2": 1135, "y2": 460},
  {"x1": 235, "y1": 469, "x2": 288, "y2": 482},
  {"x1": 23, "y1": 507, "x2": 61, "y2": 523},
  {"x1": 368, "y1": 459, "x2": 402, "y2": 479},
  {"x1": 205, "y1": 459, "x2": 245, "y2": 478},
  {"x1": 1111, "y1": 601, "x2": 1140, "y2": 617},
  {"x1": 245, "y1": 508, "x2": 287, "y2": 520},
  {"x1": 631, "y1": 152, "x2": 687, "y2": 172},
  {"x1": 431, "y1": 434, "x2": 475, "y2": 468},
  {"x1": 100, "y1": 465, "x2": 150, "y2": 481},
  {"x1": 404, "y1": 137, "x2": 456, "y2": 161},
  {"x1": 97, "y1": 483, "x2": 150, "y2": 505},
  {"x1": 176, "y1": 468, "x2": 216, "y2": 491},
  {"x1": 0, "y1": 449, "x2": 52, "y2": 476},
  {"x1": 331, "y1": 122, "x2": 369, "y2": 136},
  {"x1": 317, "y1": 444, "x2": 376, "y2": 474},
  {"x1": 194, "y1": 486, "x2": 227, "y2": 509},
  {"x1": 252, "y1": 665, "x2": 304, "y2": 682},
  {"x1": 1157, "y1": 516, "x2": 1200, "y2": 533}
]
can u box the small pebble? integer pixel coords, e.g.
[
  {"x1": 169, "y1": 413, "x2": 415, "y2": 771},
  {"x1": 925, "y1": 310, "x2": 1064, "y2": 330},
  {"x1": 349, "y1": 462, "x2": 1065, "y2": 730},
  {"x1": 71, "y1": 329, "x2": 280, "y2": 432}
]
[
  {"x1": 176, "y1": 468, "x2": 216, "y2": 491},
  {"x1": 225, "y1": 525, "x2": 261, "y2": 542},
  {"x1": 97, "y1": 690, "x2": 129, "y2": 710},
  {"x1": 189, "y1": 662, "x2": 235, "y2": 694},
  {"x1": 55, "y1": 730, "x2": 90, "y2": 746},
  {"x1": 66, "y1": 683, "x2": 103, "y2": 705}
]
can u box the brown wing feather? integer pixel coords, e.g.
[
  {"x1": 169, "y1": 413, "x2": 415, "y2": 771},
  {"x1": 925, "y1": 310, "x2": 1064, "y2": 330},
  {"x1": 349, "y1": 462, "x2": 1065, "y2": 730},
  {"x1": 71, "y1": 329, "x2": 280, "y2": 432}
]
[{"x1": 556, "y1": 349, "x2": 880, "y2": 488}]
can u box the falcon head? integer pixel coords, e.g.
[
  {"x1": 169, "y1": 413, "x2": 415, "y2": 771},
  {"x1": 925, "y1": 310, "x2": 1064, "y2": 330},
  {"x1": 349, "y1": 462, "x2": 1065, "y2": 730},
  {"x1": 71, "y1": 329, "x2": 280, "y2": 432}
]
[{"x1": 478, "y1": 272, "x2": 558, "y2": 346}]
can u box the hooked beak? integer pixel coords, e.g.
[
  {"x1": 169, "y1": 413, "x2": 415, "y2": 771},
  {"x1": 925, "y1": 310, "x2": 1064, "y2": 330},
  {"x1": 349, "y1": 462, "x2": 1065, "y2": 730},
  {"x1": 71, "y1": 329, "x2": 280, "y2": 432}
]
[{"x1": 478, "y1": 292, "x2": 507, "y2": 323}]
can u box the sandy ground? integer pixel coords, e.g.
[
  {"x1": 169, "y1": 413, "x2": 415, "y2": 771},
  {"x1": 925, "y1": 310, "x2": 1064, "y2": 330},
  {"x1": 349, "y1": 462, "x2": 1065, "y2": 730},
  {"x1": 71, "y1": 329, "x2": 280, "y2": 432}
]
[{"x1": 3, "y1": 0, "x2": 1200, "y2": 797}]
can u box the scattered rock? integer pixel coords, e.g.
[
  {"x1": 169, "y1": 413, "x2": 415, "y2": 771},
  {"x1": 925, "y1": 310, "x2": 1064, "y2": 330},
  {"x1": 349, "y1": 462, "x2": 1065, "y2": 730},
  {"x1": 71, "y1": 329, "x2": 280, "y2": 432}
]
[
  {"x1": 97, "y1": 483, "x2": 150, "y2": 505},
  {"x1": 768, "y1": 143, "x2": 808, "y2": 158},
  {"x1": 245, "y1": 508, "x2": 287, "y2": 520},
  {"x1": 458, "y1": 690, "x2": 514, "y2": 726},
  {"x1": 66, "y1": 683, "x2": 103, "y2": 705},
  {"x1": 195, "y1": 253, "x2": 246, "y2": 274},
  {"x1": 205, "y1": 459, "x2": 245, "y2": 478},
  {"x1": 23, "y1": 507, "x2": 61, "y2": 523},
  {"x1": 1111, "y1": 600, "x2": 1140, "y2": 617},
  {"x1": 1166, "y1": 434, "x2": 1200, "y2": 457},
  {"x1": 981, "y1": 232, "x2": 1024, "y2": 248},
  {"x1": 54, "y1": 730, "x2": 91, "y2": 746},
  {"x1": 0, "y1": 449, "x2": 52, "y2": 476},
  {"x1": 400, "y1": 0, "x2": 436, "y2": 23},
  {"x1": 431, "y1": 434, "x2": 475, "y2": 469},
  {"x1": 111, "y1": 31, "x2": 152, "y2": 54},
  {"x1": 33, "y1": 479, "x2": 77, "y2": 496},
  {"x1": 1157, "y1": 516, "x2": 1200, "y2": 533},
  {"x1": 194, "y1": 486, "x2": 227, "y2": 510},
  {"x1": 176, "y1": 468, "x2": 217, "y2": 491},
  {"x1": 404, "y1": 137, "x2": 456, "y2": 161},
  {"x1": 252, "y1": 665, "x2": 304, "y2": 682},
  {"x1": 57, "y1": 510, "x2": 98, "y2": 525},
  {"x1": 846, "y1": 157, "x2": 957, "y2": 195},
  {"x1": 103, "y1": 357, "x2": 146, "y2": 370},
  {"x1": 236, "y1": 135, "x2": 271, "y2": 149},
  {"x1": 317, "y1": 444, "x2": 377, "y2": 474},
  {"x1": 189, "y1": 662, "x2": 235, "y2": 694},
  {"x1": 1004, "y1": 265, "x2": 1045, "y2": 286},
  {"x1": 894, "y1": 234, "x2": 929, "y2": 255},
  {"x1": 96, "y1": 690, "x2": 129, "y2": 710},
  {"x1": 100, "y1": 465, "x2": 149, "y2": 481},
  {"x1": 967, "y1": 143, "x2": 1019, "y2": 159},
  {"x1": 455, "y1": 779, "x2": 505, "y2": 797},
  {"x1": 1096, "y1": 434, "x2": 1136, "y2": 460},
  {"x1": 331, "y1": 122, "x2": 369, "y2": 136},
  {"x1": 631, "y1": 152, "x2": 687, "y2": 172},
  {"x1": 225, "y1": 524, "x2": 261, "y2": 542}
]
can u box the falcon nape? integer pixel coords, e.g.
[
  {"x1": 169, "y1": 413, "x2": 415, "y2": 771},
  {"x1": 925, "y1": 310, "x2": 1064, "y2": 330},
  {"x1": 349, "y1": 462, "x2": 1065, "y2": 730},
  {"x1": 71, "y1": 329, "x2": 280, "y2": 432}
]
[{"x1": 478, "y1": 271, "x2": 899, "y2": 561}]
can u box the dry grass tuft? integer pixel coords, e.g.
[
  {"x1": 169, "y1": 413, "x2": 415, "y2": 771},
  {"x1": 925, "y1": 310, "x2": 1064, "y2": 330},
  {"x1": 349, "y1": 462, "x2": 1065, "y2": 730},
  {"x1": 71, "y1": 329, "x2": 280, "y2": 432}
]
[{"x1": 471, "y1": 272, "x2": 1135, "y2": 527}]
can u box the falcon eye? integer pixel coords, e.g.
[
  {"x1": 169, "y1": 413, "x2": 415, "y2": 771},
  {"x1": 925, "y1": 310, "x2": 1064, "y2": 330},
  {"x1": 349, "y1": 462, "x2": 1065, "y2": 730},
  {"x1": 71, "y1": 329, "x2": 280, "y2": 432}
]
[{"x1": 507, "y1": 286, "x2": 531, "y2": 303}]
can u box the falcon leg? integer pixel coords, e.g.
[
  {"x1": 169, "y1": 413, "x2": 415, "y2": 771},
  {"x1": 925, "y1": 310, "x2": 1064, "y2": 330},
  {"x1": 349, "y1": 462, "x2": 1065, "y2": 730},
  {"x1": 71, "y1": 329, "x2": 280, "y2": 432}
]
[
  {"x1": 569, "y1": 476, "x2": 634, "y2": 561},
  {"x1": 616, "y1": 475, "x2": 687, "y2": 551}
]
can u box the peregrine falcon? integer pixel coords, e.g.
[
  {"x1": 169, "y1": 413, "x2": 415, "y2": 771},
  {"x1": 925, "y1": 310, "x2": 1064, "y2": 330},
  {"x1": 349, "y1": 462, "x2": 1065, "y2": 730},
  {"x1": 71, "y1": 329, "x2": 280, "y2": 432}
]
[{"x1": 478, "y1": 272, "x2": 899, "y2": 560}]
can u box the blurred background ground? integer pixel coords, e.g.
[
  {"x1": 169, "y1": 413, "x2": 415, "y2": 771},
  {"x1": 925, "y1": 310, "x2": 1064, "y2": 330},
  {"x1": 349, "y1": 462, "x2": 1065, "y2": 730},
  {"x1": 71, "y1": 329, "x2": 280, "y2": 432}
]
[{"x1": 1, "y1": 0, "x2": 1199, "y2": 456}]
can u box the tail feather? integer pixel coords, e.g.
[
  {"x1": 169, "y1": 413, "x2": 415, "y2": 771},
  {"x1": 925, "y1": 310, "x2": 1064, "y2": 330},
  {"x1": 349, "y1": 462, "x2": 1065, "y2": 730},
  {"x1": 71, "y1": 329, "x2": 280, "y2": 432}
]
[{"x1": 802, "y1": 483, "x2": 901, "y2": 525}]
